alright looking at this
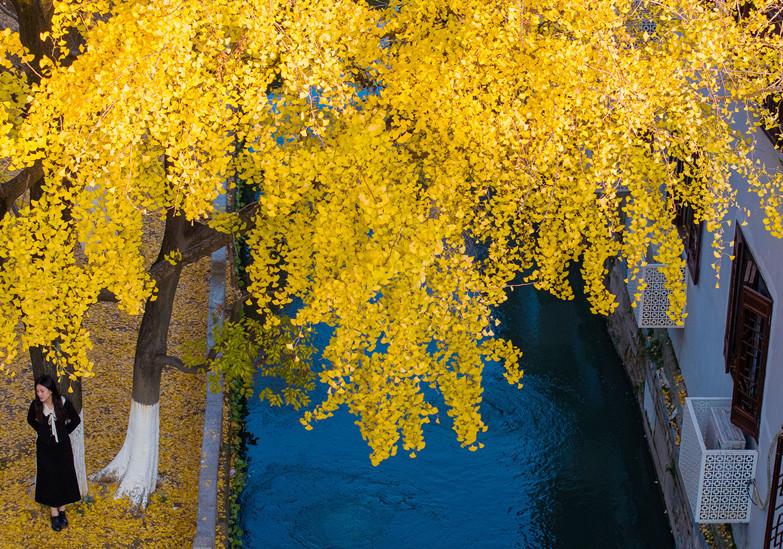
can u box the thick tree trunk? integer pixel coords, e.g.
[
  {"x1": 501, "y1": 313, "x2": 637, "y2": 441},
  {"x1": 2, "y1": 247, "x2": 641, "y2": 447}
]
[
  {"x1": 90, "y1": 211, "x2": 187, "y2": 508},
  {"x1": 87, "y1": 200, "x2": 252, "y2": 508},
  {"x1": 30, "y1": 346, "x2": 82, "y2": 410},
  {"x1": 88, "y1": 400, "x2": 160, "y2": 508},
  {"x1": 10, "y1": 0, "x2": 83, "y2": 82},
  {"x1": 8, "y1": 0, "x2": 53, "y2": 81},
  {"x1": 11, "y1": 0, "x2": 90, "y2": 497}
]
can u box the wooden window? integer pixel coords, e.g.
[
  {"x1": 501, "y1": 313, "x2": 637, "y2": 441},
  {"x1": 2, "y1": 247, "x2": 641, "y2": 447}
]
[
  {"x1": 765, "y1": 434, "x2": 783, "y2": 549},
  {"x1": 672, "y1": 157, "x2": 703, "y2": 284},
  {"x1": 724, "y1": 227, "x2": 773, "y2": 439}
]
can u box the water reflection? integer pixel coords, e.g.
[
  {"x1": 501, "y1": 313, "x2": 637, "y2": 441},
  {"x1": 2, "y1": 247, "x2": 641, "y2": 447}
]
[{"x1": 239, "y1": 284, "x2": 674, "y2": 549}]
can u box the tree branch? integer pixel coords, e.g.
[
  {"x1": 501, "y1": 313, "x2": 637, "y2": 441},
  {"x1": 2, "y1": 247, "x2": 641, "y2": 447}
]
[
  {"x1": 148, "y1": 201, "x2": 259, "y2": 282},
  {"x1": 154, "y1": 295, "x2": 249, "y2": 374},
  {"x1": 226, "y1": 293, "x2": 248, "y2": 323},
  {"x1": 154, "y1": 354, "x2": 208, "y2": 374},
  {"x1": 0, "y1": 160, "x2": 43, "y2": 217},
  {"x1": 89, "y1": 202, "x2": 256, "y2": 314}
]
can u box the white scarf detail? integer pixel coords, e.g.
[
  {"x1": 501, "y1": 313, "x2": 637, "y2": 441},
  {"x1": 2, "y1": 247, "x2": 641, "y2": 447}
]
[{"x1": 43, "y1": 404, "x2": 59, "y2": 443}]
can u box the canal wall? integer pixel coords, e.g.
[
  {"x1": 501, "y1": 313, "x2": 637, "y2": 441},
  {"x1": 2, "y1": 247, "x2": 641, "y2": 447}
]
[{"x1": 605, "y1": 260, "x2": 725, "y2": 549}]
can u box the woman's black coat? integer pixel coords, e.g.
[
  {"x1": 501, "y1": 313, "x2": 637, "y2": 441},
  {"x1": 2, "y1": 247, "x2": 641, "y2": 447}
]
[{"x1": 27, "y1": 398, "x2": 82, "y2": 508}]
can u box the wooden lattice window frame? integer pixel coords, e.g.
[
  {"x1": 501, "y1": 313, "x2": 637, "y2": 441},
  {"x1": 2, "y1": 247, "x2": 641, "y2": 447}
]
[
  {"x1": 724, "y1": 227, "x2": 773, "y2": 439},
  {"x1": 761, "y1": 93, "x2": 783, "y2": 150},
  {"x1": 765, "y1": 434, "x2": 783, "y2": 549},
  {"x1": 672, "y1": 157, "x2": 703, "y2": 284}
]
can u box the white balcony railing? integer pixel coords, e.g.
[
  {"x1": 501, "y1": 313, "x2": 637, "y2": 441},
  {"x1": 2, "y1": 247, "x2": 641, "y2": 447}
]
[
  {"x1": 678, "y1": 398, "x2": 758, "y2": 523},
  {"x1": 626, "y1": 263, "x2": 686, "y2": 328}
]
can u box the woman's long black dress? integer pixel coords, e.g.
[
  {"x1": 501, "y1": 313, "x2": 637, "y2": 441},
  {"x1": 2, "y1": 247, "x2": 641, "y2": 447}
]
[{"x1": 27, "y1": 398, "x2": 82, "y2": 508}]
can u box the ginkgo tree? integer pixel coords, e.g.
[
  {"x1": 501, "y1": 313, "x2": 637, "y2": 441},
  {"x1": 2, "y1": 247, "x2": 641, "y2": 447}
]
[{"x1": 1, "y1": 0, "x2": 782, "y2": 508}]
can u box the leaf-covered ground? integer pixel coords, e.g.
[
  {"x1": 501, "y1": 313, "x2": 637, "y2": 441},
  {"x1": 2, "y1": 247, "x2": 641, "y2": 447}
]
[{"x1": 0, "y1": 250, "x2": 214, "y2": 548}]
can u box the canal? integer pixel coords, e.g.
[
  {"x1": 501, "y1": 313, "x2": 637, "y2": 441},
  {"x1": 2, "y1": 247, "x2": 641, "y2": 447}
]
[{"x1": 238, "y1": 283, "x2": 675, "y2": 548}]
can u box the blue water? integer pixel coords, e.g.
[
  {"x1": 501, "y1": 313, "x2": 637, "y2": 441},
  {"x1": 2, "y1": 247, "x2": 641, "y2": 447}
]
[{"x1": 239, "y1": 284, "x2": 675, "y2": 549}]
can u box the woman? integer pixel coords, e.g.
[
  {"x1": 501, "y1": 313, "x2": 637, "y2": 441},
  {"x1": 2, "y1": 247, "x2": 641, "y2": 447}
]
[{"x1": 27, "y1": 374, "x2": 82, "y2": 531}]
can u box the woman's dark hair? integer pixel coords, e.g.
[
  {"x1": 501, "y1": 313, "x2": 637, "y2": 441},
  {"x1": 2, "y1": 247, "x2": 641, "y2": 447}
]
[{"x1": 33, "y1": 374, "x2": 66, "y2": 424}]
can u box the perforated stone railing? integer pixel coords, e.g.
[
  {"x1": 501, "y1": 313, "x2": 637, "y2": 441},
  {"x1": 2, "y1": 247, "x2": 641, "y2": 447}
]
[
  {"x1": 679, "y1": 398, "x2": 758, "y2": 523},
  {"x1": 626, "y1": 263, "x2": 686, "y2": 328}
]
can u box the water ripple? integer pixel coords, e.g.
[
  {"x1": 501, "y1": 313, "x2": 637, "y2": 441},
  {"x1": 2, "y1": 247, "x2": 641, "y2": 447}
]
[{"x1": 239, "y1": 285, "x2": 674, "y2": 549}]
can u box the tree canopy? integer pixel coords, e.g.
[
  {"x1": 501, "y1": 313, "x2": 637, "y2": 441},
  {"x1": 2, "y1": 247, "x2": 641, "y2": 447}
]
[{"x1": 1, "y1": 0, "x2": 783, "y2": 466}]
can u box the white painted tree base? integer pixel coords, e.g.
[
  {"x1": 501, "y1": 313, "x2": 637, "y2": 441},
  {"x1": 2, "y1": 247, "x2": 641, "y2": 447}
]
[
  {"x1": 69, "y1": 409, "x2": 88, "y2": 497},
  {"x1": 89, "y1": 400, "x2": 159, "y2": 508}
]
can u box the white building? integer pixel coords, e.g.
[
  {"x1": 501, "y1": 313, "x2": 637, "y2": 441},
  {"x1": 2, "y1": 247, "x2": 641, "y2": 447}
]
[{"x1": 645, "y1": 116, "x2": 783, "y2": 548}]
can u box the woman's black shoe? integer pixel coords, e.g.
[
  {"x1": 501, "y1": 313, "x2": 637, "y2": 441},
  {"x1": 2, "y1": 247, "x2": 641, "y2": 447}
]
[
  {"x1": 58, "y1": 510, "x2": 68, "y2": 528},
  {"x1": 50, "y1": 515, "x2": 61, "y2": 532}
]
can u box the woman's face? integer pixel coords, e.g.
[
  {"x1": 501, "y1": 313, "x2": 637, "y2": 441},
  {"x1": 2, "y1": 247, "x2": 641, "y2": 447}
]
[{"x1": 36, "y1": 384, "x2": 52, "y2": 403}]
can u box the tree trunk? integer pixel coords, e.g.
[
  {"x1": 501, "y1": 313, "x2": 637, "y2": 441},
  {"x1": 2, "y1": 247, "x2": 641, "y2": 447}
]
[
  {"x1": 9, "y1": 0, "x2": 53, "y2": 82},
  {"x1": 16, "y1": 0, "x2": 87, "y2": 492},
  {"x1": 90, "y1": 211, "x2": 187, "y2": 508},
  {"x1": 29, "y1": 345, "x2": 82, "y2": 410},
  {"x1": 10, "y1": 0, "x2": 83, "y2": 83}
]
